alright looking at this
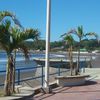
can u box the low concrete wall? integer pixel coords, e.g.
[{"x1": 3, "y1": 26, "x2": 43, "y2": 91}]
[{"x1": 55, "y1": 75, "x2": 89, "y2": 86}]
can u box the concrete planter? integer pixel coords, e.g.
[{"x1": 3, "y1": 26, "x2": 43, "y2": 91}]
[{"x1": 55, "y1": 75, "x2": 89, "y2": 86}]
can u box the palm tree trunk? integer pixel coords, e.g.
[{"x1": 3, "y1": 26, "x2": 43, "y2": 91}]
[
  {"x1": 70, "y1": 46, "x2": 73, "y2": 76},
  {"x1": 69, "y1": 46, "x2": 73, "y2": 76},
  {"x1": 4, "y1": 54, "x2": 14, "y2": 96},
  {"x1": 76, "y1": 40, "x2": 81, "y2": 75},
  {"x1": 12, "y1": 50, "x2": 16, "y2": 93},
  {"x1": 4, "y1": 55, "x2": 11, "y2": 96},
  {"x1": 4, "y1": 65, "x2": 10, "y2": 95}
]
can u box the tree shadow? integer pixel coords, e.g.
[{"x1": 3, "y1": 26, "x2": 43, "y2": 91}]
[{"x1": 83, "y1": 80, "x2": 97, "y2": 86}]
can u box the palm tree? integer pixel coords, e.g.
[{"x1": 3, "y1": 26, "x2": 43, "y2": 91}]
[
  {"x1": 67, "y1": 25, "x2": 98, "y2": 75},
  {"x1": 0, "y1": 20, "x2": 39, "y2": 95},
  {"x1": 0, "y1": 11, "x2": 22, "y2": 95},
  {"x1": 61, "y1": 34, "x2": 75, "y2": 75}
]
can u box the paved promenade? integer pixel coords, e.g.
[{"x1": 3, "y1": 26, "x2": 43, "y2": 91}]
[
  {"x1": 83, "y1": 68, "x2": 100, "y2": 79},
  {"x1": 34, "y1": 68, "x2": 100, "y2": 100},
  {"x1": 1, "y1": 68, "x2": 100, "y2": 100}
]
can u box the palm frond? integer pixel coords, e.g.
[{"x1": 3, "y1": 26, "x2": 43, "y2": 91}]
[
  {"x1": 60, "y1": 33, "x2": 67, "y2": 38},
  {"x1": 24, "y1": 28, "x2": 39, "y2": 40},
  {"x1": 85, "y1": 32, "x2": 98, "y2": 38},
  {"x1": 16, "y1": 28, "x2": 39, "y2": 43},
  {"x1": 68, "y1": 29, "x2": 76, "y2": 34},
  {"x1": 77, "y1": 26, "x2": 84, "y2": 37},
  {"x1": 60, "y1": 29, "x2": 76, "y2": 38},
  {"x1": 0, "y1": 11, "x2": 23, "y2": 29},
  {"x1": 0, "y1": 20, "x2": 11, "y2": 44},
  {"x1": 63, "y1": 34, "x2": 74, "y2": 45}
]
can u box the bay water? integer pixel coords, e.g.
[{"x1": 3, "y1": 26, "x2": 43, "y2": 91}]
[{"x1": 0, "y1": 52, "x2": 45, "y2": 71}]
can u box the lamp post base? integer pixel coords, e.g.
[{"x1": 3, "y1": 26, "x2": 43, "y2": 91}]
[{"x1": 41, "y1": 87, "x2": 52, "y2": 94}]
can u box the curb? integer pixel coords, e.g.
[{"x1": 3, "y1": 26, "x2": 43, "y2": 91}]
[{"x1": 0, "y1": 86, "x2": 34, "y2": 100}]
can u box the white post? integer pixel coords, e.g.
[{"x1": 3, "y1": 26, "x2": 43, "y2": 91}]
[{"x1": 44, "y1": 0, "x2": 51, "y2": 88}]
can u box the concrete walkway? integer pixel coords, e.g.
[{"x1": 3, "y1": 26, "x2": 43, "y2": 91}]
[
  {"x1": 83, "y1": 68, "x2": 100, "y2": 79},
  {"x1": 34, "y1": 80, "x2": 100, "y2": 100},
  {"x1": 34, "y1": 68, "x2": 100, "y2": 100},
  {"x1": 0, "y1": 86, "x2": 34, "y2": 100},
  {"x1": 1, "y1": 68, "x2": 100, "y2": 100}
]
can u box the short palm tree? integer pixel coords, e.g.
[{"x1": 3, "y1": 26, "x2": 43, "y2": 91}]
[
  {"x1": 62, "y1": 34, "x2": 74, "y2": 75},
  {"x1": 0, "y1": 20, "x2": 39, "y2": 96}
]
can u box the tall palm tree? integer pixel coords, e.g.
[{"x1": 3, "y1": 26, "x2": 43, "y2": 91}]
[
  {"x1": 61, "y1": 34, "x2": 74, "y2": 75},
  {"x1": 0, "y1": 11, "x2": 22, "y2": 95},
  {"x1": 67, "y1": 26, "x2": 98, "y2": 75},
  {"x1": 0, "y1": 20, "x2": 39, "y2": 95},
  {"x1": 0, "y1": 11, "x2": 25, "y2": 95}
]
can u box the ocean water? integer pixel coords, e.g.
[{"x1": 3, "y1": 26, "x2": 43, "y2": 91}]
[
  {"x1": 0, "y1": 52, "x2": 45, "y2": 71},
  {"x1": 0, "y1": 52, "x2": 60, "y2": 71},
  {"x1": 0, "y1": 52, "x2": 99, "y2": 71}
]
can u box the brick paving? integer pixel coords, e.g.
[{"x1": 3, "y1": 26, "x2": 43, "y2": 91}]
[{"x1": 34, "y1": 80, "x2": 100, "y2": 100}]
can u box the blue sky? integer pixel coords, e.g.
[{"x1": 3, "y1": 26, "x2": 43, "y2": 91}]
[{"x1": 0, "y1": 0, "x2": 100, "y2": 41}]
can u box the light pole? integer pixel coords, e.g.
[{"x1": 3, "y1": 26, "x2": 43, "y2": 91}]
[{"x1": 44, "y1": 0, "x2": 51, "y2": 91}]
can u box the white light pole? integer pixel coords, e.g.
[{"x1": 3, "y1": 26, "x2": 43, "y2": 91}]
[{"x1": 44, "y1": 0, "x2": 51, "y2": 89}]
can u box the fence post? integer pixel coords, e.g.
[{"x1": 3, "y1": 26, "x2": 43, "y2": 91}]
[
  {"x1": 58, "y1": 60, "x2": 61, "y2": 76},
  {"x1": 58, "y1": 64, "x2": 60, "y2": 76},
  {"x1": 83, "y1": 57, "x2": 86, "y2": 73},
  {"x1": 18, "y1": 69, "x2": 20, "y2": 85},
  {"x1": 41, "y1": 65, "x2": 44, "y2": 86}
]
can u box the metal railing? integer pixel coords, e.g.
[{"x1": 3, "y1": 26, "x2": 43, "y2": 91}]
[
  {"x1": 0, "y1": 64, "x2": 68, "y2": 87},
  {"x1": 0, "y1": 55, "x2": 91, "y2": 87}
]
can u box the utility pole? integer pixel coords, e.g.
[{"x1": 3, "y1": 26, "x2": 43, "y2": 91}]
[{"x1": 44, "y1": 0, "x2": 51, "y2": 93}]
